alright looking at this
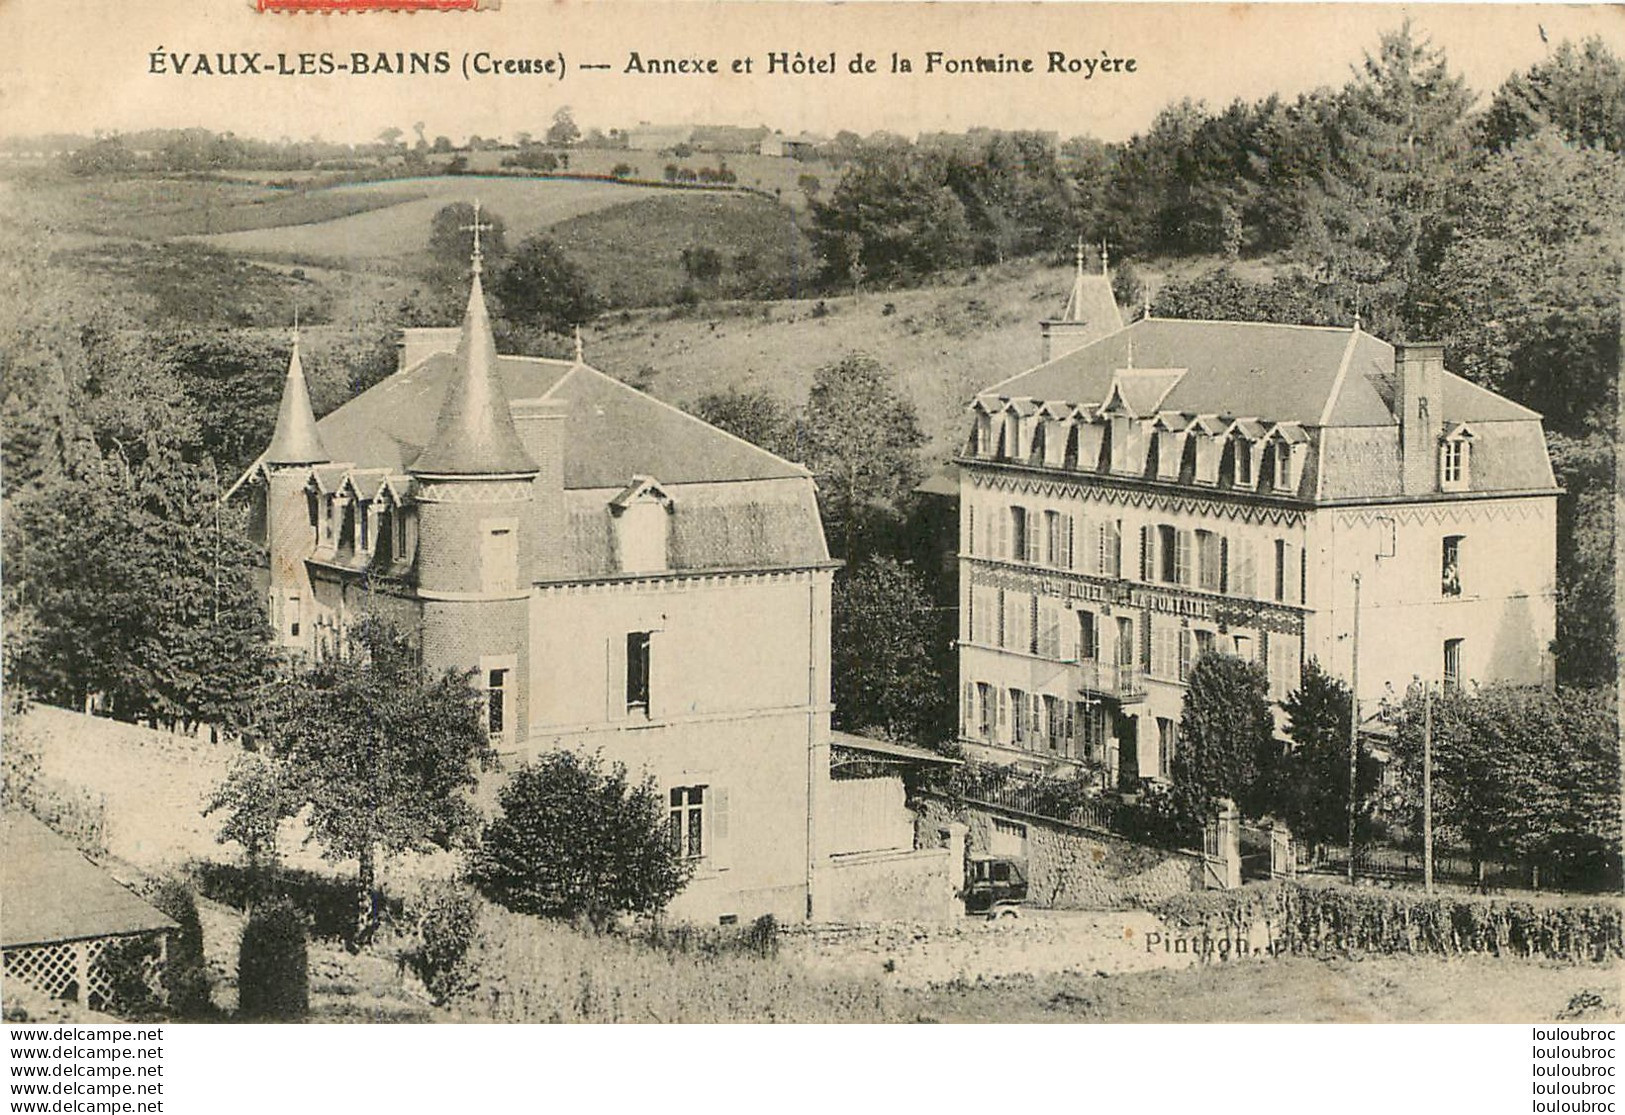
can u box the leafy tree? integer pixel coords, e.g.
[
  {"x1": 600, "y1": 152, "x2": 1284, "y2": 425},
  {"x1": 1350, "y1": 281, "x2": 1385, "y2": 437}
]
[
  {"x1": 428, "y1": 202, "x2": 509, "y2": 283},
  {"x1": 1172, "y1": 653, "x2": 1275, "y2": 827},
  {"x1": 1481, "y1": 37, "x2": 1625, "y2": 154},
  {"x1": 473, "y1": 750, "x2": 689, "y2": 926},
  {"x1": 546, "y1": 106, "x2": 580, "y2": 147},
  {"x1": 490, "y1": 235, "x2": 600, "y2": 335},
  {"x1": 4, "y1": 446, "x2": 275, "y2": 731},
  {"x1": 212, "y1": 617, "x2": 495, "y2": 945},
  {"x1": 809, "y1": 149, "x2": 974, "y2": 287},
  {"x1": 690, "y1": 386, "x2": 798, "y2": 460},
  {"x1": 1154, "y1": 266, "x2": 1351, "y2": 327},
  {"x1": 830, "y1": 557, "x2": 951, "y2": 744},
  {"x1": 1387, "y1": 683, "x2": 1620, "y2": 887},
  {"x1": 1298, "y1": 21, "x2": 1473, "y2": 332},
  {"x1": 799, "y1": 352, "x2": 927, "y2": 560},
  {"x1": 1272, "y1": 659, "x2": 1380, "y2": 852}
]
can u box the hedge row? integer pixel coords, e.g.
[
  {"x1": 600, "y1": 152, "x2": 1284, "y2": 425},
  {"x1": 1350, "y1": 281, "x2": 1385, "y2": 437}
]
[{"x1": 1156, "y1": 881, "x2": 1623, "y2": 962}]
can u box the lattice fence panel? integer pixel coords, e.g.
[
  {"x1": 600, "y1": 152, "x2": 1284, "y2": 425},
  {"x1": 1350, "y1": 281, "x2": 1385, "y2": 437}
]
[
  {"x1": 4, "y1": 941, "x2": 84, "y2": 1001},
  {"x1": 5, "y1": 935, "x2": 167, "y2": 1012}
]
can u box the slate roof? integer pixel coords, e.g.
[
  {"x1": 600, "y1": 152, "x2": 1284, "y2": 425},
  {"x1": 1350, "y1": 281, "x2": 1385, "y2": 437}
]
[
  {"x1": 264, "y1": 340, "x2": 329, "y2": 465},
  {"x1": 315, "y1": 356, "x2": 809, "y2": 489},
  {"x1": 2, "y1": 812, "x2": 177, "y2": 949},
  {"x1": 1056, "y1": 270, "x2": 1124, "y2": 335},
  {"x1": 978, "y1": 318, "x2": 1557, "y2": 501},
  {"x1": 409, "y1": 275, "x2": 537, "y2": 477}
]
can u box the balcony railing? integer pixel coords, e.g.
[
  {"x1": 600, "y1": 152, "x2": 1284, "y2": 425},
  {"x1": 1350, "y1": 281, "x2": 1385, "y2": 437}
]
[{"x1": 1074, "y1": 658, "x2": 1146, "y2": 701}]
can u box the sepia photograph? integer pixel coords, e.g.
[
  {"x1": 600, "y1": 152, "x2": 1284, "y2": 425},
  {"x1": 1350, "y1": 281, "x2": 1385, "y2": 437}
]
[{"x1": 0, "y1": 0, "x2": 1619, "y2": 1064}]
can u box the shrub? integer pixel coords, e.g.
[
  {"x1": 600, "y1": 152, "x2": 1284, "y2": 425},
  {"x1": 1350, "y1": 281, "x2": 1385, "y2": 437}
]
[
  {"x1": 410, "y1": 880, "x2": 479, "y2": 1005},
  {"x1": 237, "y1": 899, "x2": 309, "y2": 1021},
  {"x1": 100, "y1": 937, "x2": 161, "y2": 1017},
  {"x1": 146, "y1": 878, "x2": 211, "y2": 1017},
  {"x1": 1155, "y1": 881, "x2": 1624, "y2": 963},
  {"x1": 473, "y1": 751, "x2": 691, "y2": 927}
]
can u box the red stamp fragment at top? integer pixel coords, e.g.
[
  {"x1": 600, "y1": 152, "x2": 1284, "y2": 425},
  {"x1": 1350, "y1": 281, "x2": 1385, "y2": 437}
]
[{"x1": 257, "y1": 0, "x2": 489, "y2": 11}]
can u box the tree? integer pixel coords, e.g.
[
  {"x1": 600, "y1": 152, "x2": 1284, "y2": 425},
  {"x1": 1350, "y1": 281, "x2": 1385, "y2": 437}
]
[
  {"x1": 546, "y1": 106, "x2": 580, "y2": 147},
  {"x1": 1481, "y1": 37, "x2": 1625, "y2": 154},
  {"x1": 489, "y1": 235, "x2": 600, "y2": 335},
  {"x1": 830, "y1": 557, "x2": 951, "y2": 744},
  {"x1": 1272, "y1": 659, "x2": 1380, "y2": 852},
  {"x1": 4, "y1": 445, "x2": 275, "y2": 732},
  {"x1": 679, "y1": 245, "x2": 724, "y2": 286},
  {"x1": 1172, "y1": 653, "x2": 1275, "y2": 828},
  {"x1": 213, "y1": 616, "x2": 495, "y2": 945},
  {"x1": 473, "y1": 749, "x2": 690, "y2": 925},
  {"x1": 1387, "y1": 683, "x2": 1620, "y2": 888},
  {"x1": 809, "y1": 148, "x2": 974, "y2": 287},
  {"x1": 428, "y1": 202, "x2": 508, "y2": 282},
  {"x1": 799, "y1": 352, "x2": 926, "y2": 560},
  {"x1": 690, "y1": 386, "x2": 798, "y2": 460},
  {"x1": 1298, "y1": 22, "x2": 1473, "y2": 332}
]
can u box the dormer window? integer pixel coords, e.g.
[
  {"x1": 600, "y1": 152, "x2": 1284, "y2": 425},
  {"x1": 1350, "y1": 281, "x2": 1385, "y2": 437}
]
[
  {"x1": 611, "y1": 476, "x2": 674, "y2": 575},
  {"x1": 1272, "y1": 445, "x2": 1290, "y2": 489},
  {"x1": 1440, "y1": 428, "x2": 1472, "y2": 492},
  {"x1": 357, "y1": 499, "x2": 372, "y2": 554},
  {"x1": 1234, "y1": 437, "x2": 1253, "y2": 486}
]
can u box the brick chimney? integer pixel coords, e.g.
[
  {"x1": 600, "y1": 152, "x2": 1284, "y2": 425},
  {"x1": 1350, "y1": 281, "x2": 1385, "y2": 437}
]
[
  {"x1": 1394, "y1": 342, "x2": 1444, "y2": 495},
  {"x1": 511, "y1": 397, "x2": 568, "y2": 581}
]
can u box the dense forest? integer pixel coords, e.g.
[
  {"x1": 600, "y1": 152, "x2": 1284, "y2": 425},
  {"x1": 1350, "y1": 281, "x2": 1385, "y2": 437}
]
[{"x1": 1, "y1": 25, "x2": 1618, "y2": 735}]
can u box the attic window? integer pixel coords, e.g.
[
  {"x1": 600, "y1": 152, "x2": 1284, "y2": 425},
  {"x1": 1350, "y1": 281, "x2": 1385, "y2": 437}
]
[
  {"x1": 1272, "y1": 444, "x2": 1291, "y2": 489},
  {"x1": 611, "y1": 477, "x2": 674, "y2": 575},
  {"x1": 1440, "y1": 436, "x2": 1471, "y2": 491},
  {"x1": 1234, "y1": 437, "x2": 1253, "y2": 486}
]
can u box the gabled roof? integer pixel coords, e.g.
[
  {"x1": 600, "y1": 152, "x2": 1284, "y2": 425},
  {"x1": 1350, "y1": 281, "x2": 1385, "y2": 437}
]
[
  {"x1": 2, "y1": 812, "x2": 177, "y2": 949},
  {"x1": 264, "y1": 339, "x2": 329, "y2": 466},
  {"x1": 410, "y1": 274, "x2": 537, "y2": 477},
  {"x1": 315, "y1": 356, "x2": 810, "y2": 490}
]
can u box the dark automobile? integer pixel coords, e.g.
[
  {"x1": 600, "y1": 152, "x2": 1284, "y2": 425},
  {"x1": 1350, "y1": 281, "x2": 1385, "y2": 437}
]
[{"x1": 965, "y1": 855, "x2": 1028, "y2": 917}]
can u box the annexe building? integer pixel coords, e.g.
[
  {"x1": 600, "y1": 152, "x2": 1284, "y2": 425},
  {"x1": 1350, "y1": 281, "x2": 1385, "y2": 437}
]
[
  {"x1": 957, "y1": 314, "x2": 1558, "y2": 784},
  {"x1": 244, "y1": 253, "x2": 836, "y2": 923}
]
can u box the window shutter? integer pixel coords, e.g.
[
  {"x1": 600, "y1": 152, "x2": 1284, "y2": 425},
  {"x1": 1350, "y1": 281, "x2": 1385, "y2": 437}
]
[
  {"x1": 710, "y1": 788, "x2": 731, "y2": 871},
  {"x1": 997, "y1": 687, "x2": 1007, "y2": 728},
  {"x1": 966, "y1": 505, "x2": 975, "y2": 555},
  {"x1": 1176, "y1": 529, "x2": 1193, "y2": 586},
  {"x1": 1026, "y1": 508, "x2": 1040, "y2": 563},
  {"x1": 1178, "y1": 628, "x2": 1192, "y2": 681},
  {"x1": 1219, "y1": 535, "x2": 1230, "y2": 594},
  {"x1": 999, "y1": 510, "x2": 1009, "y2": 558},
  {"x1": 1141, "y1": 524, "x2": 1155, "y2": 581},
  {"x1": 646, "y1": 630, "x2": 667, "y2": 718},
  {"x1": 1066, "y1": 515, "x2": 1076, "y2": 570},
  {"x1": 606, "y1": 637, "x2": 625, "y2": 721},
  {"x1": 964, "y1": 682, "x2": 975, "y2": 731}
]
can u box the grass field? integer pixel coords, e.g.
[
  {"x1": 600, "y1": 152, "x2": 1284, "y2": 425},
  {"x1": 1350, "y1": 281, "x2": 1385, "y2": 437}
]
[{"x1": 188, "y1": 175, "x2": 666, "y2": 261}]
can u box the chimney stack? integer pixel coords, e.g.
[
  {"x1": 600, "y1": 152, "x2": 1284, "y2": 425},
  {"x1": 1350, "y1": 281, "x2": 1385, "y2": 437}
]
[
  {"x1": 1394, "y1": 342, "x2": 1444, "y2": 495},
  {"x1": 511, "y1": 397, "x2": 568, "y2": 580}
]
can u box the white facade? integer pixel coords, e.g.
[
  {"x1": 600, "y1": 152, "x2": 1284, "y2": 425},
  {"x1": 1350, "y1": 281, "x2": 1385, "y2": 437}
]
[{"x1": 955, "y1": 317, "x2": 1559, "y2": 784}]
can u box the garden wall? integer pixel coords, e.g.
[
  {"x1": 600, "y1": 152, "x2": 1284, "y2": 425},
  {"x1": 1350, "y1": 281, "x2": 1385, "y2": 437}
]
[
  {"x1": 812, "y1": 845, "x2": 961, "y2": 924},
  {"x1": 917, "y1": 795, "x2": 1204, "y2": 911}
]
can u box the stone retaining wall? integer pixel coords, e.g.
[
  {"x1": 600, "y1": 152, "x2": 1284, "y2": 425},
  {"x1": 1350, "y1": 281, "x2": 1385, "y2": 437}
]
[{"x1": 918, "y1": 795, "x2": 1202, "y2": 910}]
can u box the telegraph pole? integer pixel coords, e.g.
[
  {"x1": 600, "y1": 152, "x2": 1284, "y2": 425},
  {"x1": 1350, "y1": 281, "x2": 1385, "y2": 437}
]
[
  {"x1": 1347, "y1": 572, "x2": 1360, "y2": 884},
  {"x1": 1423, "y1": 683, "x2": 1434, "y2": 894}
]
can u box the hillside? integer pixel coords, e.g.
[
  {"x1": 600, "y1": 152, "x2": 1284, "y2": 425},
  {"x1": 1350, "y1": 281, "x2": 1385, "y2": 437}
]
[{"x1": 585, "y1": 260, "x2": 1093, "y2": 464}]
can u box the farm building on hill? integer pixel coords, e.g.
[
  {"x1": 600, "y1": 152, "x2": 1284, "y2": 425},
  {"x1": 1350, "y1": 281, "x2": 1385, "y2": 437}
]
[
  {"x1": 2, "y1": 811, "x2": 176, "y2": 1011},
  {"x1": 238, "y1": 239, "x2": 954, "y2": 924},
  {"x1": 956, "y1": 300, "x2": 1558, "y2": 785}
]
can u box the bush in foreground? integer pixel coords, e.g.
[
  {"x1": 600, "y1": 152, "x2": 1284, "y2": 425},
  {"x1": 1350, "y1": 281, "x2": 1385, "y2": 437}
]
[
  {"x1": 473, "y1": 750, "x2": 690, "y2": 927},
  {"x1": 237, "y1": 898, "x2": 309, "y2": 1021},
  {"x1": 409, "y1": 880, "x2": 480, "y2": 1005},
  {"x1": 146, "y1": 878, "x2": 212, "y2": 1017}
]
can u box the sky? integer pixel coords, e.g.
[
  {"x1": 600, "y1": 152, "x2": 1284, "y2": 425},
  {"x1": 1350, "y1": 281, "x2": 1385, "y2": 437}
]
[{"x1": 1, "y1": 2, "x2": 1620, "y2": 145}]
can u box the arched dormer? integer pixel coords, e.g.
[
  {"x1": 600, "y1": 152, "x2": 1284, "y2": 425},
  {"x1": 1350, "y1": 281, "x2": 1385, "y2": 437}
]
[{"x1": 610, "y1": 475, "x2": 675, "y2": 575}]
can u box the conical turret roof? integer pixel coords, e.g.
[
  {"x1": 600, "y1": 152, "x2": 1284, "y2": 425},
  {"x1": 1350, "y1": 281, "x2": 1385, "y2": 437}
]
[
  {"x1": 264, "y1": 337, "x2": 330, "y2": 465},
  {"x1": 410, "y1": 274, "x2": 537, "y2": 477}
]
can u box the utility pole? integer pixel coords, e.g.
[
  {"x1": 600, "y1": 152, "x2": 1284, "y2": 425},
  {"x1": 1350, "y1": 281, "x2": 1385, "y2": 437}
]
[
  {"x1": 1347, "y1": 572, "x2": 1361, "y2": 885},
  {"x1": 1423, "y1": 682, "x2": 1434, "y2": 894}
]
